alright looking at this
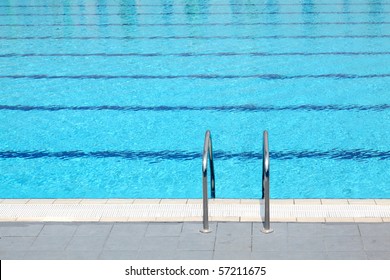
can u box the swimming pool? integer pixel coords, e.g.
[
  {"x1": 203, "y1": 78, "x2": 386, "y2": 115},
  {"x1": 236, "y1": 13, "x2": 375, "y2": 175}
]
[{"x1": 0, "y1": 0, "x2": 389, "y2": 199}]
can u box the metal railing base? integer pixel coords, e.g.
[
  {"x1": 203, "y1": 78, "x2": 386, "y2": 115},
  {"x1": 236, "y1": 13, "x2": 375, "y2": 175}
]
[
  {"x1": 261, "y1": 228, "x2": 274, "y2": 234},
  {"x1": 199, "y1": 229, "x2": 212, "y2": 234}
]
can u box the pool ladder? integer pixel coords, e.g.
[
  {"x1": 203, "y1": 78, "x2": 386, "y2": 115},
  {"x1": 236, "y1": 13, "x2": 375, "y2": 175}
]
[
  {"x1": 200, "y1": 130, "x2": 215, "y2": 233},
  {"x1": 200, "y1": 130, "x2": 273, "y2": 234},
  {"x1": 261, "y1": 131, "x2": 273, "y2": 234}
]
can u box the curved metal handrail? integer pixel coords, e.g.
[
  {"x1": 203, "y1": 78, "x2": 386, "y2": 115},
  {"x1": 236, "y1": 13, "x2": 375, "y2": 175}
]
[
  {"x1": 200, "y1": 130, "x2": 215, "y2": 233},
  {"x1": 261, "y1": 130, "x2": 273, "y2": 234}
]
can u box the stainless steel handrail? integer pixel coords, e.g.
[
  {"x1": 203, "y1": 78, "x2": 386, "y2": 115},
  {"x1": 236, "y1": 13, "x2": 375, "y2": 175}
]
[
  {"x1": 261, "y1": 130, "x2": 273, "y2": 234},
  {"x1": 200, "y1": 130, "x2": 215, "y2": 233}
]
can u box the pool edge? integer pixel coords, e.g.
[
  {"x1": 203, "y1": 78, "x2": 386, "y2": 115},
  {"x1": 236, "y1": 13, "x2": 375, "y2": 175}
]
[{"x1": 0, "y1": 199, "x2": 389, "y2": 222}]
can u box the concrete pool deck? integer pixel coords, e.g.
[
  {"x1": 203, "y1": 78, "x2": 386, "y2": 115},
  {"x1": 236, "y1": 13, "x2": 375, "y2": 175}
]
[
  {"x1": 1, "y1": 221, "x2": 390, "y2": 260},
  {"x1": 0, "y1": 199, "x2": 389, "y2": 222},
  {"x1": 1, "y1": 199, "x2": 390, "y2": 260}
]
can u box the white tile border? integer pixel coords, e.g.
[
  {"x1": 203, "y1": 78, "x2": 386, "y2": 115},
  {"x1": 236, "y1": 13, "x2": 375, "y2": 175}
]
[{"x1": 0, "y1": 199, "x2": 389, "y2": 222}]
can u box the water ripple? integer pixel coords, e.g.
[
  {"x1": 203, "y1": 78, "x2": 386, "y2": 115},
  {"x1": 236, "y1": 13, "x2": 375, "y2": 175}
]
[
  {"x1": 1, "y1": 74, "x2": 390, "y2": 80},
  {"x1": 0, "y1": 104, "x2": 389, "y2": 112},
  {"x1": 0, "y1": 149, "x2": 389, "y2": 161}
]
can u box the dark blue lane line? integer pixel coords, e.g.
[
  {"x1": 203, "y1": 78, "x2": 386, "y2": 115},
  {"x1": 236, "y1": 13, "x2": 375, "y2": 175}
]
[
  {"x1": 1, "y1": 74, "x2": 390, "y2": 80},
  {"x1": 0, "y1": 149, "x2": 389, "y2": 161},
  {"x1": 0, "y1": 3, "x2": 389, "y2": 7},
  {"x1": 2, "y1": 51, "x2": 390, "y2": 57},
  {"x1": 2, "y1": 22, "x2": 390, "y2": 27},
  {"x1": 1, "y1": 35, "x2": 390, "y2": 40},
  {"x1": 1, "y1": 104, "x2": 389, "y2": 112},
  {"x1": 2, "y1": 11, "x2": 390, "y2": 16}
]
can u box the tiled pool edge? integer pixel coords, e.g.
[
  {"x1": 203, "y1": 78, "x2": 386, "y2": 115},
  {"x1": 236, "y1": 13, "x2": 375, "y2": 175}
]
[{"x1": 0, "y1": 199, "x2": 389, "y2": 222}]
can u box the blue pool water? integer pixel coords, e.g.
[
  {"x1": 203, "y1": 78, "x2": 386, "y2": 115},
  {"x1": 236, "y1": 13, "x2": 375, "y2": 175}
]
[{"x1": 0, "y1": 0, "x2": 389, "y2": 199}]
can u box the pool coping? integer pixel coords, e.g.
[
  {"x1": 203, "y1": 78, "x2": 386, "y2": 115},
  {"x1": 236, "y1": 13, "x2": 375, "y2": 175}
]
[{"x1": 0, "y1": 199, "x2": 389, "y2": 222}]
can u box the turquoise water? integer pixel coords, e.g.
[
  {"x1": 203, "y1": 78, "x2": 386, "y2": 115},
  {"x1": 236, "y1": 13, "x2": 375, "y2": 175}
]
[{"x1": 0, "y1": 0, "x2": 389, "y2": 199}]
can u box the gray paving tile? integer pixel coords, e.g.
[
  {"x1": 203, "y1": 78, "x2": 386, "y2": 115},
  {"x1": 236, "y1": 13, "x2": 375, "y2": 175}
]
[
  {"x1": 253, "y1": 251, "x2": 326, "y2": 260},
  {"x1": 0, "y1": 250, "x2": 27, "y2": 260},
  {"x1": 366, "y1": 251, "x2": 390, "y2": 260},
  {"x1": 99, "y1": 250, "x2": 139, "y2": 260},
  {"x1": 252, "y1": 235, "x2": 288, "y2": 252},
  {"x1": 30, "y1": 236, "x2": 72, "y2": 251},
  {"x1": 362, "y1": 236, "x2": 390, "y2": 251},
  {"x1": 74, "y1": 224, "x2": 113, "y2": 236},
  {"x1": 178, "y1": 233, "x2": 215, "y2": 251},
  {"x1": 288, "y1": 223, "x2": 323, "y2": 237},
  {"x1": 326, "y1": 251, "x2": 367, "y2": 260},
  {"x1": 62, "y1": 250, "x2": 102, "y2": 260},
  {"x1": 282, "y1": 251, "x2": 326, "y2": 260},
  {"x1": 182, "y1": 222, "x2": 217, "y2": 235},
  {"x1": 322, "y1": 223, "x2": 360, "y2": 236},
  {"x1": 139, "y1": 236, "x2": 179, "y2": 251},
  {"x1": 287, "y1": 236, "x2": 325, "y2": 252},
  {"x1": 40, "y1": 224, "x2": 77, "y2": 236},
  {"x1": 213, "y1": 250, "x2": 252, "y2": 260},
  {"x1": 1, "y1": 221, "x2": 389, "y2": 261},
  {"x1": 0, "y1": 224, "x2": 43, "y2": 237},
  {"x1": 137, "y1": 250, "x2": 177, "y2": 260},
  {"x1": 253, "y1": 222, "x2": 288, "y2": 236},
  {"x1": 104, "y1": 235, "x2": 142, "y2": 251},
  {"x1": 110, "y1": 223, "x2": 148, "y2": 237},
  {"x1": 146, "y1": 223, "x2": 183, "y2": 237},
  {"x1": 359, "y1": 223, "x2": 390, "y2": 236},
  {"x1": 253, "y1": 251, "x2": 327, "y2": 260},
  {"x1": 216, "y1": 222, "x2": 252, "y2": 236},
  {"x1": 251, "y1": 251, "x2": 291, "y2": 260},
  {"x1": 23, "y1": 251, "x2": 69, "y2": 260},
  {"x1": 174, "y1": 250, "x2": 213, "y2": 260},
  {"x1": 324, "y1": 236, "x2": 364, "y2": 251},
  {"x1": 0, "y1": 237, "x2": 36, "y2": 250},
  {"x1": 24, "y1": 250, "x2": 101, "y2": 260},
  {"x1": 66, "y1": 236, "x2": 107, "y2": 251},
  {"x1": 215, "y1": 235, "x2": 251, "y2": 252}
]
